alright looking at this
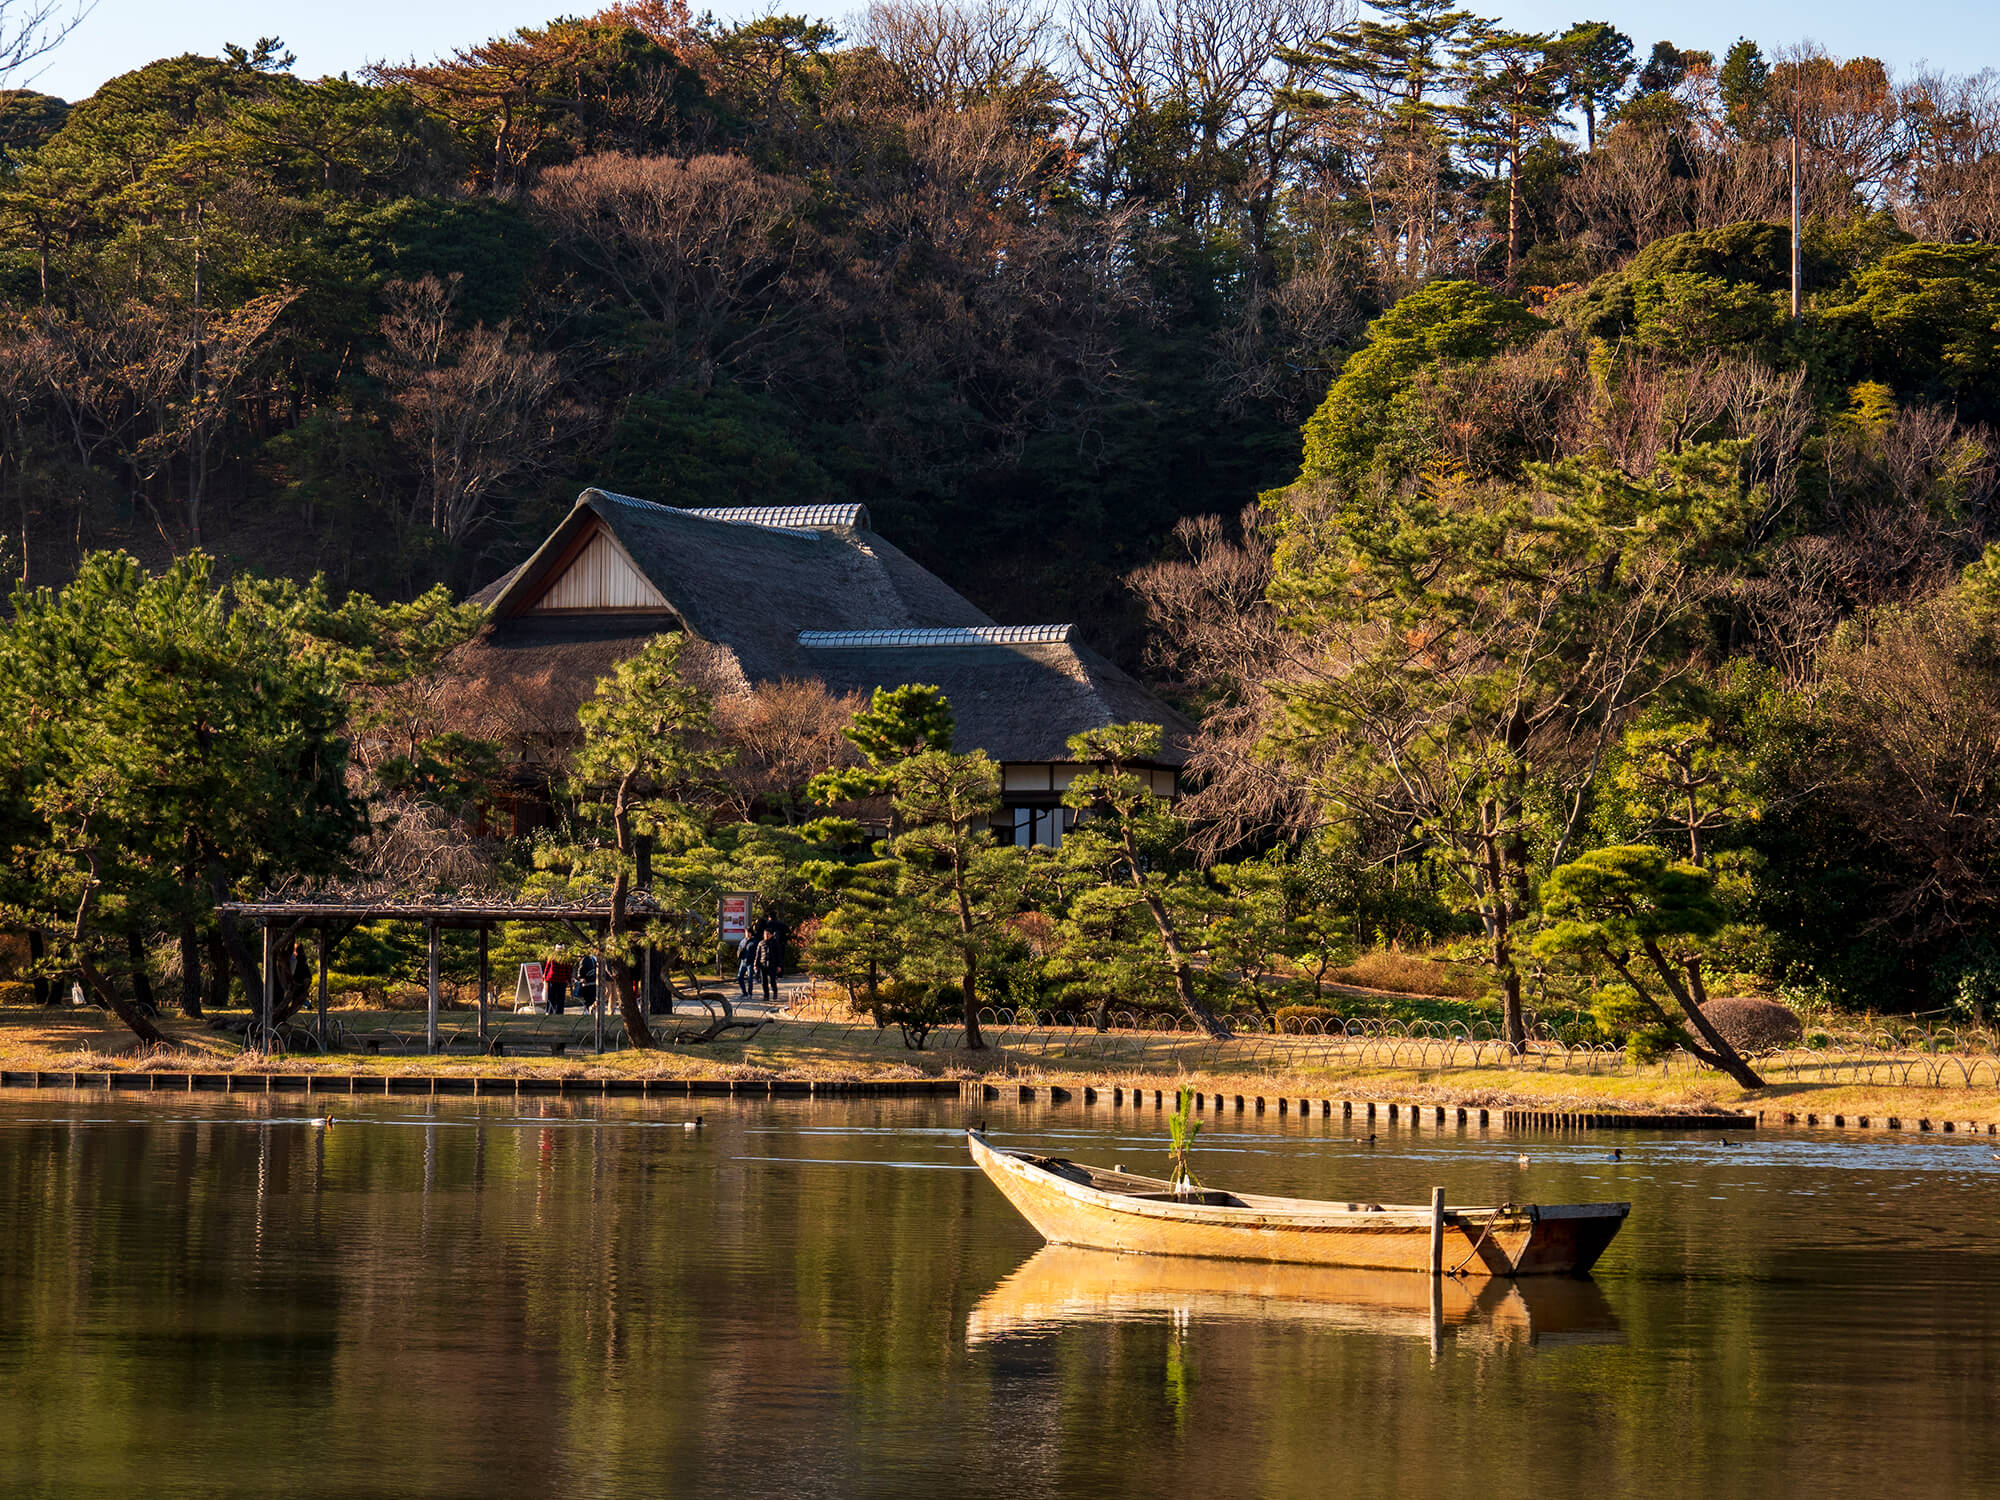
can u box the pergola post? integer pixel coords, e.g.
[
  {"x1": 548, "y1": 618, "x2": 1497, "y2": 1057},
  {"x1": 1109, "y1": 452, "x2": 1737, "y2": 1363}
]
[
  {"x1": 477, "y1": 924, "x2": 490, "y2": 1046},
  {"x1": 259, "y1": 922, "x2": 276, "y2": 1054},
  {"x1": 426, "y1": 920, "x2": 441, "y2": 1056},
  {"x1": 316, "y1": 925, "x2": 330, "y2": 1047},
  {"x1": 593, "y1": 922, "x2": 605, "y2": 1055}
]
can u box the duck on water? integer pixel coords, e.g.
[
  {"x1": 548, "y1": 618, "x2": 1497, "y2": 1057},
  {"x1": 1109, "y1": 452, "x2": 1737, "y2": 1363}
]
[{"x1": 967, "y1": 1129, "x2": 1628, "y2": 1278}]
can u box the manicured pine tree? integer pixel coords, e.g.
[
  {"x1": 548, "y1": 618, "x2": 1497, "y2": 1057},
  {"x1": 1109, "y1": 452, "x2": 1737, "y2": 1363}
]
[
  {"x1": 572, "y1": 635, "x2": 730, "y2": 1048},
  {"x1": 1057, "y1": 724, "x2": 1231, "y2": 1038},
  {"x1": 889, "y1": 749, "x2": 1021, "y2": 1050},
  {"x1": 1533, "y1": 846, "x2": 1765, "y2": 1086}
]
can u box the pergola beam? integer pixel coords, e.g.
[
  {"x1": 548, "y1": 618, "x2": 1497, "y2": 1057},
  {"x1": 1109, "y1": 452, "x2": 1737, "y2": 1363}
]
[{"x1": 216, "y1": 900, "x2": 674, "y2": 925}]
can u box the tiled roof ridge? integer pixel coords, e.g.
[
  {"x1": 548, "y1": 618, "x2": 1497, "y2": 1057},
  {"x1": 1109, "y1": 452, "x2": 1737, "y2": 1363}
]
[
  {"x1": 686, "y1": 503, "x2": 872, "y2": 533},
  {"x1": 587, "y1": 491, "x2": 820, "y2": 539},
  {"x1": 799, "y1": 625, "x2": 1075, "y2": 648}
]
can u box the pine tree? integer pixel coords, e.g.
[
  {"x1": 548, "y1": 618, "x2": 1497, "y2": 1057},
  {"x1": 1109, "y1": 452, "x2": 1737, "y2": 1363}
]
[
  {"x1": 1549, "y1": 21, "x2": 1633, "y2": 150},
  {"x1": 1459, "y1": 27, "x2": 1566, "y2": 275},
  {"x1": 1058, "y1": 724, "x2": 1231, "y2": 1038},
  {"x1": 572, "y1": 635, "x2": 730, "y2": 1048},
  {"x1": 1283, "y1": 0, "x2": 1483, "y2": 283},
  {"x1": 0, "y1": 553, "x2": 362, "y2": 1044},
  {"x1": 889, "y1": 749, "x2": 1020, "y2": 1050},
  {"x1": 1265, "y1": 448, "x2": 1753, "y2": 1049}
]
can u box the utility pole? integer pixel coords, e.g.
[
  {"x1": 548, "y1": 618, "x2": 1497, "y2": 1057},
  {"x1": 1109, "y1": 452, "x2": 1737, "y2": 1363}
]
[{"x1": 1789, "y1": 132, "x2": 1802, "y2": 322}]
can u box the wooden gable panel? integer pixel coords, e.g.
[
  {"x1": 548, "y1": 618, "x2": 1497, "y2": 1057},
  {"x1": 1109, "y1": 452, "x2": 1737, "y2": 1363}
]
[{"x1": 528, "y1": 525, "x2": 669, "y2": 612}]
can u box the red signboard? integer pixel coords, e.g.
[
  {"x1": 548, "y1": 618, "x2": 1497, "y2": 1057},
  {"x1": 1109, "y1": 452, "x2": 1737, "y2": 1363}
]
[{"x1": 719, "y1": 893, "x2": 754, "y2": 944}]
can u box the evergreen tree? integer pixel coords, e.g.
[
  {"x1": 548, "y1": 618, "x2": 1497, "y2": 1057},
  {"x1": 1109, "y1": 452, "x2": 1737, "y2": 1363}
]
[
  {"x1": 0, "y1": 552, "x2": 361, "y2": 1043},
  {"x1": 1718, "y1": 39, "x2": 1771, "y2": 139},
  {"x1": 1283, "y1": 0, "x2": 1483, "y2": 283},
  {"x1": 571, "y1": 635, "x2": 730, "y2": 1048},
  {"x1": 1459, "y1": 27, "x2": 1567, "y2": 274},
  {"x1": 1264, "y1": 447, "x2": 1753, "y2": 1048},
  {"x1": 1058, "y1": 723, "x2": 1232, "y2": 1037},
  {"x1": 1534, "y1": 845, "x2": 1764, "y2": 1086},
  {"x1": 809, "y1": 684, "x2": 955, "y2": 811},
  {"x1": 1549, "y1": 21, "x2": 1633, "y2": 150},
  {"x1": 889, "y1": 748, "x2": 1020, "y2": 1049}
]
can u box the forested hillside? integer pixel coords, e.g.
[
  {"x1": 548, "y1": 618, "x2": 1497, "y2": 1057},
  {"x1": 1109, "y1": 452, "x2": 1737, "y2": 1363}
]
[
  {"x1": 2, "y1": 0, "x2": 1999, "y2": 1036},
  {"x1": 2, "y1": 1, "x2": 1993, "y2": 653}
]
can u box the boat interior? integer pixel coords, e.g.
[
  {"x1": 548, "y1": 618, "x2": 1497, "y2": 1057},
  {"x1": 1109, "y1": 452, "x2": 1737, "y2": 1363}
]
[{"x1": 1014, "y1": 1149, "x2": 1408, "y2": 1216}]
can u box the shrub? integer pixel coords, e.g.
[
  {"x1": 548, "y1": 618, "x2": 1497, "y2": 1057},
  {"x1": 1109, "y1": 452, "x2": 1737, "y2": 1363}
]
[
  {"x1": 0, "y1": 979, "x2": 37, "y2": 1005},
  {"x1": 1589, "y1": 983, "x2": 1683, "y2": 1064},
  {"x1": 1699, "y1": 996, "x2": 1804, "y2": 1053},
  {"x1": 862, "y1": 977, "x2": 956, "y2": 1049},
  {"x1": 1274, "y1": 1005, "x2": 1344, "y2": 1034}
]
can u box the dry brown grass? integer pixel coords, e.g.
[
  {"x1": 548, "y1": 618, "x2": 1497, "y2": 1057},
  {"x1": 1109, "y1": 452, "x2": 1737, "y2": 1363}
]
[
  {"x1": 1, "y1": 1005, "x2": 1995, "y2": 1129},
  {"x1": 1326, "y1": 949, "x2": 1484, "y2": 1000}
]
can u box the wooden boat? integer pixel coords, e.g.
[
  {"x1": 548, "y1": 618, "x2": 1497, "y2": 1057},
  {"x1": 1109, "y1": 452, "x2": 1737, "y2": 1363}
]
[
  {"x1": 966, "y1": 1245, "x2": 1624, "y2": 1347},
  {"x1": 968, "y1": 1129, "x2": 1628, "y2": 1277}
]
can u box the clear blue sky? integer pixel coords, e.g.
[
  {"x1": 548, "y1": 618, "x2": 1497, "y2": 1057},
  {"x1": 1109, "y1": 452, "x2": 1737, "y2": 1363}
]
[{"x1": 18, "y1": 0, "x2": 1999, "y2": 102}]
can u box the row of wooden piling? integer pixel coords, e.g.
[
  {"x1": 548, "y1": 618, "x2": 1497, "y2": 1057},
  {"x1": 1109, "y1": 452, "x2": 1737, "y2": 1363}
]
[
  {"x1": 1759, "y1": 1108, "x2": 1997, "y2": 1134},
  {"x1": 986, "y1": 1083, "x2": 1507, "y2": 1127},
  {"x1": 0, "y1": 1069, "x2": 960, "y2": 1099},
  {"x1": 3, "y1": 1070, "x2": 1993, "y2": 1133}
]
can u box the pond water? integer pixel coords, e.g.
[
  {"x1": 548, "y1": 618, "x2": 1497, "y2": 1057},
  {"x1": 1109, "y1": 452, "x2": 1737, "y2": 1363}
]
[{"x1": 1, "y1": 1093, "x2": 1996, "y2": 1499}]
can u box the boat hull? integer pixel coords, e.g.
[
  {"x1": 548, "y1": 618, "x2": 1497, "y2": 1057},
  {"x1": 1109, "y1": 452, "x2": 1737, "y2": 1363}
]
[{"x1": 968, "y1": 1131, "x2": 1626, "y2": 1277}]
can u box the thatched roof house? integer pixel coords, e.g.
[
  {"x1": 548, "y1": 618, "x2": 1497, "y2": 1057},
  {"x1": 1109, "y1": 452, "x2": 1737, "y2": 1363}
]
[{"x1": 447, "y1": 490, "x2": 1191, "y2": 843}]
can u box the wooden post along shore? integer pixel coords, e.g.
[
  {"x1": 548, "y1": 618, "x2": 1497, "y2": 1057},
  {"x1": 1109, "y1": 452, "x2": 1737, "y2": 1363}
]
[{"x1": 1429, "y1": 1187, "x2": 1445, "y2": 1277}]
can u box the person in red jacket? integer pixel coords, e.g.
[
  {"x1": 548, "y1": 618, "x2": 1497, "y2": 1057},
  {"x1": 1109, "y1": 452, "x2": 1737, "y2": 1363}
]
[{"x1": 542, "y1": 954, "x2": 572, "y2": 1015}]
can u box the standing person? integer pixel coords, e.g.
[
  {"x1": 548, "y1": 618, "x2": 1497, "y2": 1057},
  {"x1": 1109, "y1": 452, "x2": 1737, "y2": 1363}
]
[
  {"x1": 576, "y1": 952, "x2": 598, "y2": 1015},
  {"x1": 757, "y1": 923, "x2": 781, "y2": 1005},
  {"x1": 287, "y1": 941, "x2": 311, "y2": 1016},
  {"x1": 543, "y1": 952, "x2": 571, "y2": 1016},
  {"x1": 735, "y1": 936, "x2": 758, "y2": 999}
]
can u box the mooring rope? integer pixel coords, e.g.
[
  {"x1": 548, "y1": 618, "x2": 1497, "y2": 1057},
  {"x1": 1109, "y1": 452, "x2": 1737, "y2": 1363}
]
[{"x1": 1448, "y1": 1203, "x2": 1515, "y2": 1277}]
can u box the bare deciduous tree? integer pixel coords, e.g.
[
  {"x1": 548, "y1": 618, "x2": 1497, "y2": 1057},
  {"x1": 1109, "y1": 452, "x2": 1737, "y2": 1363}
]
[
  {"x1": 0, "y1": 0, "x2": 93, "y2": 84},
  {"x1": 1821, "y1": 591, "x2": 2000, "y2": 940},
  {"x1": 368, "y1": 275, "x2": 580, "y2": 544},
  {"x1": 1129, "y1": 507, "x2": 1322, "y2": 856},
  {"x1": 714, "y1": 679, "x2": 864, "y2": 823},
  {"x1": 531, "y1": 150, "x2": 813, "y2": 387},
  {"x1": 859, "y1": 0, "x2": 1062, "y2": 111}
]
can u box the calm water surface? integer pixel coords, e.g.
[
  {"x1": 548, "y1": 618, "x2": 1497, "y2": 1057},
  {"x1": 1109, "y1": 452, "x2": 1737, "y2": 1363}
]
[{"x1": 1, "y1": 1093, "x2": 1996, "y2": 1499}]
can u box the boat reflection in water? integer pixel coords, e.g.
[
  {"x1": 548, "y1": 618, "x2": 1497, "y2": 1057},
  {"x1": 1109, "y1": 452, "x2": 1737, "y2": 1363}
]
[{"x1": 967, "y1": 1245, "x2": 1625, "y2": 1352}]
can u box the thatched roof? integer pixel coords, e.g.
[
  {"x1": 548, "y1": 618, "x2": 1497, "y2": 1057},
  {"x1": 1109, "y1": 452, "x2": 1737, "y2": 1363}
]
[
  {"x1": 802, "y1": 634, "x2": 1192, "y2": 764},
  {"x1": 448, "y1": 491, "x2": 1192, "y2": 766}
]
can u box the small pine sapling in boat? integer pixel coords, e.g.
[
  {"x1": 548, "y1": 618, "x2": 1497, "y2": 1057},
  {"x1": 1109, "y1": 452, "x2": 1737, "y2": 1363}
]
[{"x1": 1167, "y1": 1087, "x2": 1202, "y2": 1194}]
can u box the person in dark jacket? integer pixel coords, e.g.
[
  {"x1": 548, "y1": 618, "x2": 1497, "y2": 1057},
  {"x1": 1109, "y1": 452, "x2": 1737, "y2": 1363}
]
[
  {"x1": 736, "y1": 937, "x2": 759, "y2": 998},
  {"x1": 288, "y1": 942, "x2": 311, "y2": 1011},
  {"x1": 756, "y1": 922, "x2": 782, "y2": 1003}
]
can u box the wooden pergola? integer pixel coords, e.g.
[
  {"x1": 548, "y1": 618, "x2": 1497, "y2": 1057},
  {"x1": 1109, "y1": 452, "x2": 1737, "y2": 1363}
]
[{"x1": 214, "y1": 894, "x2": 676, "y2": 1055}]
